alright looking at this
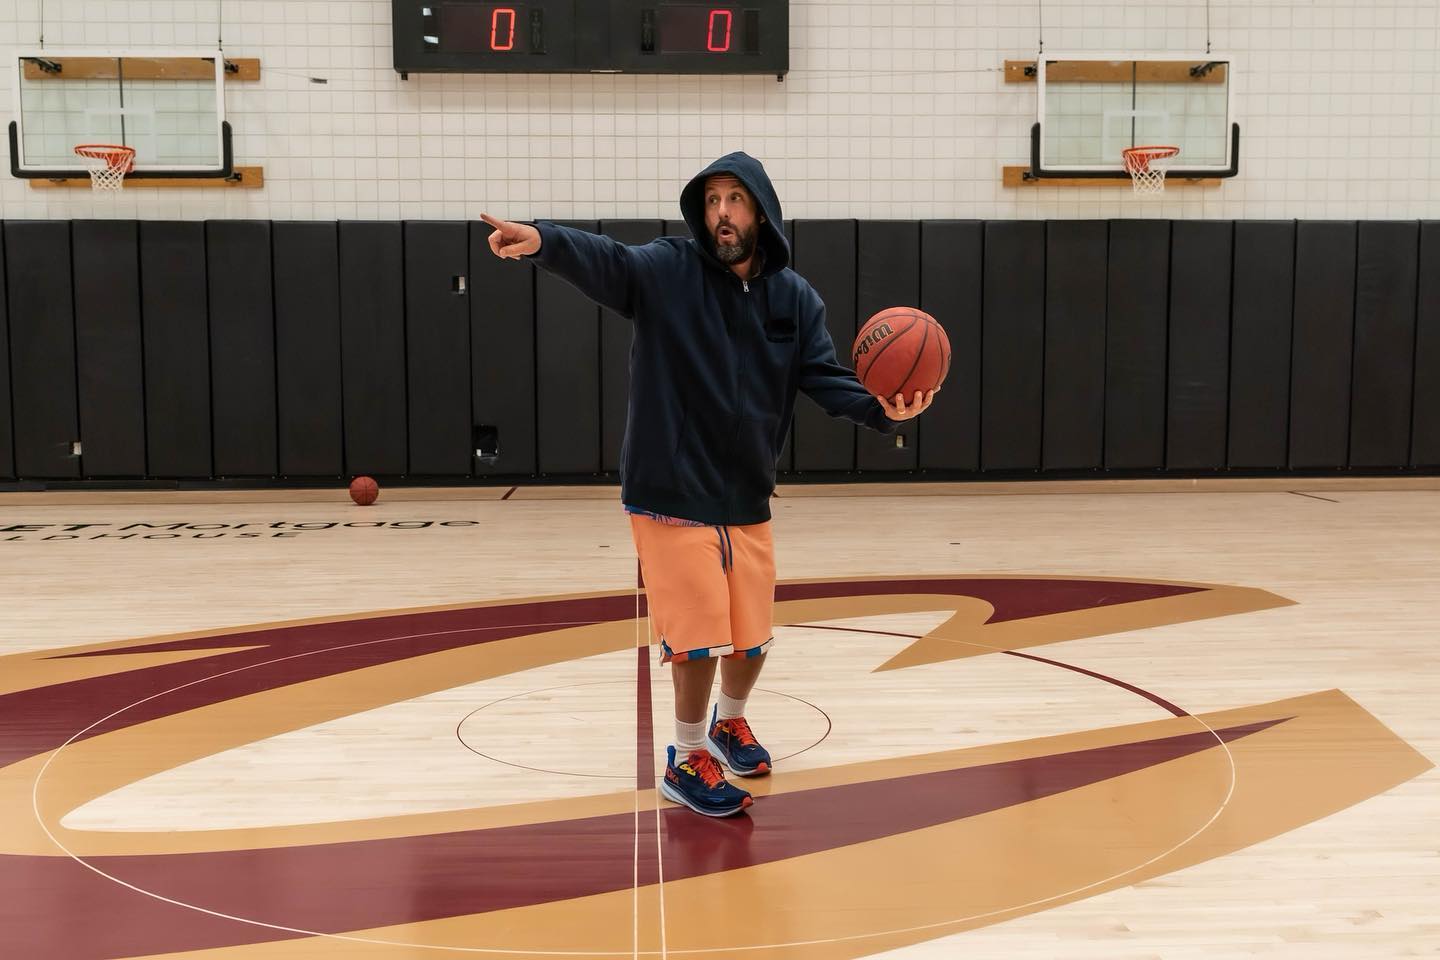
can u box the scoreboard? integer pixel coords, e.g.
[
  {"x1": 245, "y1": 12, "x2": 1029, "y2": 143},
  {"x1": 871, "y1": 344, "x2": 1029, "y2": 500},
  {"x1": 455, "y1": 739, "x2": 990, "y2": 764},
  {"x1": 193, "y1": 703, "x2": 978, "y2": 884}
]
[{"x1": 393, "y1": 0, "x2": 789, "y2": 77}]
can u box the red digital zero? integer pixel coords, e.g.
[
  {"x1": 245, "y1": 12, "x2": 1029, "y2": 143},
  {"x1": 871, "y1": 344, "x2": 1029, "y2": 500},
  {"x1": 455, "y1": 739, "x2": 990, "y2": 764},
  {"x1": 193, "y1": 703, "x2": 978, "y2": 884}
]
[
  {"x1": 490, "y1": 7, "x2": 515, "y2": 51},
  {"x1": 707, "y1": 9, "x2": 732, "y2": 52}
]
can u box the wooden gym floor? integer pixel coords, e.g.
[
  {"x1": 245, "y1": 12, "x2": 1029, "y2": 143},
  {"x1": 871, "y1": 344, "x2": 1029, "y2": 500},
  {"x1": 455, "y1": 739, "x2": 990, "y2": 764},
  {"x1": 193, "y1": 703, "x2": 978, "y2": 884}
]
[{"x1": 1, "y1": 479, "x2": 1436, "y2": 959}]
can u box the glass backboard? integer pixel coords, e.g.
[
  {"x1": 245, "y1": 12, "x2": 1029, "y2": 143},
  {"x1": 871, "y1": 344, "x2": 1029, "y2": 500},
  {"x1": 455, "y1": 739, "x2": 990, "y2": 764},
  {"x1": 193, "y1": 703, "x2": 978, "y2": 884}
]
[
  {"x1": 1035, "y1": 54, "x2": 1236, "y2": 177},
  {"x1": 10, "y1": 49, "x2": 228, "y2": 177}
]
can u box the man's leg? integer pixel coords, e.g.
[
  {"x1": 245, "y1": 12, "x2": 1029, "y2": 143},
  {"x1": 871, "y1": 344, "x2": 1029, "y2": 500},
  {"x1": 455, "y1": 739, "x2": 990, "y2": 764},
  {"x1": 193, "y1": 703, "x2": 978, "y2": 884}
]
[
  {"x1": 672, "y1": 653, "x2": 720, "y2": 722},
  {"x1": 631, "y1": 514, "x2": 752, "y2": 816},
  {"x1": 718, "y1": 651, "x2": 767, "y2": 711},
  {"x1": 707, "y1": 521, "x2": 776, "y2": 776}
]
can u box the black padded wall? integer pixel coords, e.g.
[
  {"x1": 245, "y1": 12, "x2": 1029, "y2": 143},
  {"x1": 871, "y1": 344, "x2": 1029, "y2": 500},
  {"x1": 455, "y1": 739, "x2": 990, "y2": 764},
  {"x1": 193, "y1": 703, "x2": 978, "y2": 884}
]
[
  {"x1": 600, "y1": 221, "x2": 662, "y2": 473},
  {"x1": 339, "y1": 221, "x2": 408, "y2": 476},
  {"x1": 981, "y1": 221, "x2": 1045, "y2": 471},
  {"x1": 1105, "y1": 221, "x2": 1171, "y2": 469},
  {"x1": 1349, "y1": 222, "x2": 1419, "y2": 468},
  {"x1": 1414, "y1": 222, "x2": 1440, "y2": 467},
  {"x1": 1167, "y1": 221, "x2": 1233, "y2": 470},
  {"x1": 791, "y1": 220, "x2": 857, "y2": 472},
  {"x1": 140, "y1": 222, "x2": 211, "y2": 478},
  {"x1": 273, "y1": 222, "x2": 343, "y2": 478},
  {"x1": 856, "y1": 221, "x2": 920, "y2": 471},
  {"x1": 0, "y1": 232, "x2": 11, "y2": 479},
  {"x1": 207, "y1": 222, "x2": 276, "y2": 477},
  {"x1": 536, "y1": 220, "x2": 601, "y2": 475},
  {"x1": 1290, "y1": 222, "x2": 1357, "y2": 468},
  {"x1": 471, "y1": 220, "x2": 537, "y2": 476},
  {"x1": 1043, "y1": 221, "x2": 1107, "y2": 470},
  {"x1": 918, "y1": 221, "x2": 982, "y2": 471},
  {"x1": 405, "y1": 222, "x2": 472, "y2": 476},
  {"x1": 5, "y1": 222, "x2": 79, "y2": 478},
  {"x1": 72, "y1": 221, "x2": 146, "y2": 477},
  {"x1": 3, "y1": 217, "x2": 1436, "y2": 488},
  {"x1": 1228, "y1": 221, "x2": 1295, "y2": 468}
]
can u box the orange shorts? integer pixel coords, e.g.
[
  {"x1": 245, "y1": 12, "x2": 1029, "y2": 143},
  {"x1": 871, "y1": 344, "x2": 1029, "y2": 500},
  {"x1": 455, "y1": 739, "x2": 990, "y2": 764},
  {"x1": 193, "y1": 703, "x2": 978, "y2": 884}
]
[{"x1": 629, "y1": 513, "x2": 776, "y2": 664}]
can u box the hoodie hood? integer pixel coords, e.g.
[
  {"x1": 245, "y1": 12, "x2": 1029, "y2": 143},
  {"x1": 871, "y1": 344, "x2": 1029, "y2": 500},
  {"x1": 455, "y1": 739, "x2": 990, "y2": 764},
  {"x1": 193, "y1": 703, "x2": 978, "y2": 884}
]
[{"x1": 680, "y1": 152, "x2": 789, "y2": 277}]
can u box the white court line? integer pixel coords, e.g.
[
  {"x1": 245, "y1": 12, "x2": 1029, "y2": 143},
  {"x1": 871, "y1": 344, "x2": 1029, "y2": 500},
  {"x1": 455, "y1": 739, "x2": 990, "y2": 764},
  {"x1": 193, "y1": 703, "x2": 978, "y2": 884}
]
[
  {"x1": 638, "y1": 569, "x2": 669, "y2": 960},
  {"x1": 32, "y1": 623, "x2": 649, "y2": 956},
  {"x1": 651, "y1": 640, "x2": 669, "y2": 960},
  {"x1": 29, "y1": 614, "x2": 1240, "y2": 955}
]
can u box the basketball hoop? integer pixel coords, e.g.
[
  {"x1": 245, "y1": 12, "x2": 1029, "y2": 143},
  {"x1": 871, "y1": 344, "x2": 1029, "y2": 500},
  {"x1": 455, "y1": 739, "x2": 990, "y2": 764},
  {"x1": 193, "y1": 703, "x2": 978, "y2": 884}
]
[
  {"x1": 1122, "y1": 145, "x2": 1180, "y2": 195},
  {"x1": 74, "y1": 144, "x2": 136, "y2": 193}
]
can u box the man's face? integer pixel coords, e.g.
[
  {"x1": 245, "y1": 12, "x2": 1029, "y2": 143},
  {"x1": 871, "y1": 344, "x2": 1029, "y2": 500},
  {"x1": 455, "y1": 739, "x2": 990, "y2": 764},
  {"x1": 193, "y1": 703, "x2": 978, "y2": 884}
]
[{"x1": 704, "y1": 175, "x2": 763, "y2": 265}]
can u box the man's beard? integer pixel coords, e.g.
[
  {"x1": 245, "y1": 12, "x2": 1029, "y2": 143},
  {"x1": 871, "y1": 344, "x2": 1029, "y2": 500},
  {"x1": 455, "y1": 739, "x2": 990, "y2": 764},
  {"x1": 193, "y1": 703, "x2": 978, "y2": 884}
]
[{"x1": 713, "y1": 222, "x2": 757, "y2": 264}]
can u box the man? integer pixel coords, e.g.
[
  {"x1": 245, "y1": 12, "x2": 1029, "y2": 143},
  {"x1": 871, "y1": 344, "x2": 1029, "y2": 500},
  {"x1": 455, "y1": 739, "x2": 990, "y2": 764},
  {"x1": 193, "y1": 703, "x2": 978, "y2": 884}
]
[{"x1": 482, "y1": 152, "x2": 934, "y2": 817}]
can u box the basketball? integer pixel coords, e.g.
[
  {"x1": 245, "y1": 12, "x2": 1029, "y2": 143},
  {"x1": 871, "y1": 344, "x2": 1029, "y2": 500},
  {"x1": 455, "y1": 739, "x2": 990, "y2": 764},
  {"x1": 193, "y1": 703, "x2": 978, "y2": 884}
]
[
  {"x1": 852, "y1": 307, "x2": 950, "y2": 401},
  {"x1": 349, "y1": 476, "x2": 379, "y2": 506}
]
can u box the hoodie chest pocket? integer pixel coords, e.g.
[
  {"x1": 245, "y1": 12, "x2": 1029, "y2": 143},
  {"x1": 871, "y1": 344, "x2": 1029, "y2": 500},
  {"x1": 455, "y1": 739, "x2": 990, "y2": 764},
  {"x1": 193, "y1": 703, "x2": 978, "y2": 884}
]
[{"x1": 765, "y1": 315, "x2": 796, "y2": 343}]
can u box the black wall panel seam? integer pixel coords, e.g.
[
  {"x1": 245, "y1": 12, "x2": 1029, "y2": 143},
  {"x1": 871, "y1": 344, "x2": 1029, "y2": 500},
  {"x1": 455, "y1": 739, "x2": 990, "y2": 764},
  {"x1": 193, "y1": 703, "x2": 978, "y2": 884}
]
[
  {"x1": 1346, "y1": 226, "x2": 1361, "y2": 467},
  {"x1": 1224, "y1": 222, "x2": 1237, "y2": 470},
  {"x1": 1100, "y1": 223, "x2": 1109, "y2": 467},
  {"x1": 0, "y1": 226, "x2": 11, "y2": 479},
  {"x1": 336, "y1": 230, "x2": 349, "y2": 476},
  {"x1": 68, "y1": 224, "x2": 83, "y2": 473},
  {"x1": 1038, "y1": 224, "x2": 1047, "y2": 470},
  {"x1": 270, "y1": 228, "x2": 281, "y2": 476},
  {"x1": 1162, "y1": 224, "x2": 1173, "y2": 469},
  {"x1": 1408, "y1": 220, "x2": 1423, "y2": 467},
  {"x1": 206, "y1": 230, "x2": 217, "y2": 479},
  {"x1": 596, "y1": 286, "x2": 604, "y2": 468},
  {"x1": 531, "y1": 264, "x2": 539, "y2": 474},
  {"x1": 978, "y1": 228, "x2": 985, "y2": 467},
  {"x1": 136, "y1": 222, "x2": 151, "y2": 477},
  {"x1": 402, "y1": 227, "x2": 411, "y2": 474},
  {"x1": 1415, "y1": 222, "x2": 1440, "y2": 466},
  {"x1": 1041, "y1": 227, "x2": 1048, "y2": 468},
  {"x1": 1285, "y1": 221, "x2": 1299, "y2": 466},
  {"x1": 204, "y1": 230, "x2": 215, "y2": 477}
]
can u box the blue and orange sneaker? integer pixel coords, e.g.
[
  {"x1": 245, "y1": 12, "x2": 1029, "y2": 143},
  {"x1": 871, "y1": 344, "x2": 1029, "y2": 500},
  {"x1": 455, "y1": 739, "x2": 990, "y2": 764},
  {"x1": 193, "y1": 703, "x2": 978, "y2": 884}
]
[
  {"x1": 660, "y1": 746, "x2": 752, "y2": 817},
  {"x1": 706, "y1": 705, "x2": 772, "y2": 777}
]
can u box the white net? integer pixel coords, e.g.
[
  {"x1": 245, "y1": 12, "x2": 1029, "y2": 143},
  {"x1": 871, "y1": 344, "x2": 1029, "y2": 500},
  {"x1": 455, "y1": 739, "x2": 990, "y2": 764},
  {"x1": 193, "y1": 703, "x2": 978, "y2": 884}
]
[
  {"x1": 76, "y1": 147, "x2": 135, "y2": 193},
  {"x1": 1123, "y1": 147, "x2": 1178, "y2": 196},
  {"x1": 1128, "y1": 163, "x2": 1167, "y2": 195}
]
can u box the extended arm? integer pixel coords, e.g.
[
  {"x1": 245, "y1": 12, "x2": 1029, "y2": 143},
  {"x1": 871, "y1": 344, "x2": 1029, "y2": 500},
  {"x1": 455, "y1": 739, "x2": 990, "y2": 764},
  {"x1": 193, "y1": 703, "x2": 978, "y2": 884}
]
[{"x1": 481, "y1": 213, "x2": 646, "y2": 319}]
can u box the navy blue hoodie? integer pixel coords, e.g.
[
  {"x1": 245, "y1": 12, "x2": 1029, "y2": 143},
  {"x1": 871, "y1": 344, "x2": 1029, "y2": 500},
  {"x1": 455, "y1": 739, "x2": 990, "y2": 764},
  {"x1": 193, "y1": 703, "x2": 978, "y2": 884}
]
[{"x1": 529, "y1": 152, "x2": 896, "y2": 526}]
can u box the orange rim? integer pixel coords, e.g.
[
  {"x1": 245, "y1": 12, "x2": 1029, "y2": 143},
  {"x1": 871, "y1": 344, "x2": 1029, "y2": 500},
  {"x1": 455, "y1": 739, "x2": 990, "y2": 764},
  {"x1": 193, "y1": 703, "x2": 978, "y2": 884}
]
[
  {"x1": 1122, "y1": 145, "x2": 1180, "y2": 174},
  {"x1": 74, "y1": 144, "x2": 136, "y2": 172}
]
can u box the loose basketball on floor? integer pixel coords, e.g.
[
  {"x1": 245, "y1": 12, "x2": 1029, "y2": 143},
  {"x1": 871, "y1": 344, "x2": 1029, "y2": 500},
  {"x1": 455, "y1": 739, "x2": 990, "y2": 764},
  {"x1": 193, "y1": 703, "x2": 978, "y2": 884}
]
[
  {"x1": 852, "y1": 307, "x2": 951, "y2": 400},
  {"x1": 349, "y1": 476, "x2": 379, "y2": 506}
]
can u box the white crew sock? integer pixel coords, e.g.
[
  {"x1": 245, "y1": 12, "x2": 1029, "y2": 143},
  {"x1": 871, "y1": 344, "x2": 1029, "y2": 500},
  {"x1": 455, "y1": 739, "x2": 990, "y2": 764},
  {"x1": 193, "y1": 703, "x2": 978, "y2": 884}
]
[
  {"x1": 716, "y1": 690, "x2": 747, "y2": 722},
  {"x1": 674, "y1": 716, "x2": 708, "y2": 760}
]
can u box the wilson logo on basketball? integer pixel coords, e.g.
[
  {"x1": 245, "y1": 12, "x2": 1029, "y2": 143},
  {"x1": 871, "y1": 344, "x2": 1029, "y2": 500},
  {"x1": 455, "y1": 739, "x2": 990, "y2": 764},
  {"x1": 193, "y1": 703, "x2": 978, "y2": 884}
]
[
  {"x1": 852, "y1": 306, "x2": 952, "y2": 399},
  {"x1": 853, "y1": 322, "x2": 894, "y2": 359}
]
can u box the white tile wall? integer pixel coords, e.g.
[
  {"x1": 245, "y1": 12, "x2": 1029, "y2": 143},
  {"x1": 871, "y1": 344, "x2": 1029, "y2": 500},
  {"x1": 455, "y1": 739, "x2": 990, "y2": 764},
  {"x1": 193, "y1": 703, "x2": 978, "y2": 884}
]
[{"x1": 1, "y1": 0, "x2": 1437, "y2": 220}]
